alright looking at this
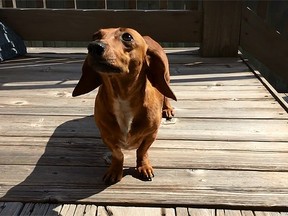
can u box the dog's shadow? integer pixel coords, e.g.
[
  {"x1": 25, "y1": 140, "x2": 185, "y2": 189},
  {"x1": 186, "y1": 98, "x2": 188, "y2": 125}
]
[{"x1": 1, "y1": 116, "x2": 139, "y2": 208}]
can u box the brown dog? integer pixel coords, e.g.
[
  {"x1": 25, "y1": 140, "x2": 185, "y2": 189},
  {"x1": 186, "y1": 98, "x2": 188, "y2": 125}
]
[{"x1": 72, "y1": 27, "x2": 176, "y2": 184}]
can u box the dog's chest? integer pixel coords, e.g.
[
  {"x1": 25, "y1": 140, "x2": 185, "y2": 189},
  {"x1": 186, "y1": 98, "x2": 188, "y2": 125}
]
[{"x1": 113, "y1": 98, "x2": 134, "y2": 136}]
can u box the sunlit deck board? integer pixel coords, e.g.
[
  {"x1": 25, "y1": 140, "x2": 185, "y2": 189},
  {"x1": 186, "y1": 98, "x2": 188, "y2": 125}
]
[{"x1": 0, "y1": 49, "x2": 288, "y2": 215}]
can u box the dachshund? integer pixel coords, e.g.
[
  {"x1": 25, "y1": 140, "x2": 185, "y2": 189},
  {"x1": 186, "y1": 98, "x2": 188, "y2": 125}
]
[{"x1": 72, "y1": 27, "x2": 176, "y2": 184}]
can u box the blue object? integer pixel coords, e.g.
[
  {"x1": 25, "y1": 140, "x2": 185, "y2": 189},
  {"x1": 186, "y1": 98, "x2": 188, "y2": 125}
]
[{"x1": 0, "y1": 22, "x2": 27, "y2": 61}]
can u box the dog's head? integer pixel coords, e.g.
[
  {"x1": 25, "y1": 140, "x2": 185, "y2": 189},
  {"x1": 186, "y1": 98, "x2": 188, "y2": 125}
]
[{"x1": 72, "y1": 27, "x2": 176, "y2": 101}]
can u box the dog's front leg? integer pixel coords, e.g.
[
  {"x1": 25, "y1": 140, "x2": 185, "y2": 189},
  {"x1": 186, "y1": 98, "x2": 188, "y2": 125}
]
[
  {"x1": 162, "y1": 97, "x2": 175, "y2": 119},
  {"x1": 136, "y1": 135, "x2": 156, "y2": 181},
  {"x1": 103, "y1": 146, "x2": 124, "y2": 184}
]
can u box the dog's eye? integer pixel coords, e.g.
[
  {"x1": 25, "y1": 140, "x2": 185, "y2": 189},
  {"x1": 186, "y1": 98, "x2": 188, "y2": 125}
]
[{"x1": 121, "y1": 33, "x2": 134, "y2": 42}]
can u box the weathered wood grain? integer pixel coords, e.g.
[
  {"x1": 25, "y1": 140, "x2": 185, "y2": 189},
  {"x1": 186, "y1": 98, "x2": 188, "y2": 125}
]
[
  {"x1": 0, "y1": 202, "x2": 23, "y2": 216},
  {"x1": 0, "y1": 96, "x2": 281, "y2": 109},
  {"x1": 1, "y1": 168, "x2": 288, "y2": 207},
  {"x1": 60, "y1": 204, "x2": 77, "y2": 216},
  {"x1": 1, "y1": 114, "x2": 287, "y2": 142},
  {"x1": 0, "y1": 85, "x2": 270, "y2": 96},
  {"x1": 0, "y1": 9, "x2": 201, "y2": 42},
  {"x1": 0, "y1": 88, "x2": 273, "y2": 101},
  {"x1": 241, "y1": 210, "x2": 255, "y2": 216},
  {"x1": 1, "y1": 136, "x2": 288, "y2": 153},
  {"x1": 0, "y1": 52, "x2": 288, "y2": 212},
  {"x1": 0, "y1": 106, "x2": 286, "y2": 119},
  {"x1": 28, "y1": 203, "x2": 53, "y2": 215},
  {"x1": 83, "y1": 204, "x2": 98, "y2": 216},
  {"x1": 217, "y1": 210, "x2": 242, "y2": 216},
  {"x1": 201, "y1": 1, "x2": 242, "y2": 57},
  {"x1": 1, "y1": 139, "x2": 288, "y2": 171},
  {"x1": 189, "y1": 208, "x2": 215, "y2": 216},
  {"x1": 18, "y1": 202, "x2": 35, "y2": 216},
  {"x1": 176, "y1": 208, "x2": 189, "y2": 216},
  {"x1": 1, "y1": 202, "x2": 286, "y2": 216},
  {"x1": 240, "y1": 7, "x2": 288, "y2": 82},
  {"x1": 97, "y1": 206, "x2": 175, "y2": 216}
]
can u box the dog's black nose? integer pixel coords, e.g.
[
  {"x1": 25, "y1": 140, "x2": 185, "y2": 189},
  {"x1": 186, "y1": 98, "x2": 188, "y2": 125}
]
[{"x1": 88, "y1": 41, "x2": 106, "y2": 56}]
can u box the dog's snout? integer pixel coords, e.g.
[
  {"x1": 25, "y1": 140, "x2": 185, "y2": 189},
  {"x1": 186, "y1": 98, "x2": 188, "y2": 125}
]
[{"x1": 88, "y1": 41, "x2": 106, "y2": 56}]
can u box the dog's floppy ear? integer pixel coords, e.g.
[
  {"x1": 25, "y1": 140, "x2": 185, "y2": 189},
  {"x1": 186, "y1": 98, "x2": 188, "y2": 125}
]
[
  {"x1": 72, "y1": 57, "x2": 102, "y2": 97},
  {"x1": 143, "y1": 36, "x2": 177, "y2": 101}
]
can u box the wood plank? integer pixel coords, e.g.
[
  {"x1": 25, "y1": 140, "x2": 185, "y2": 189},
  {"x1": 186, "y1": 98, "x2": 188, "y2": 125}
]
[
  {"x1": 172, "y1": 107, "x2": 287, "y2": 119},
  {"x1": 189, "y1": 208, "x2": 215, "y2": 216},
  {"x1": 158, "y1": 118, "x2": 288, "y2": 142},
  {"x1": 29, "y1": 203, "x2": 52, "y2": 216},
  {"x1": 0, "y1": 96, "x2": 281, "y2": 114},
  {"x1": 1, "y1": 136, "x2": 288, "y2": 153},
  {"x1": 74, "y1": 204, "x2": 86, "y2": 216},
  {"x1": 217, "y1": 210, "x2": 242, "y2": 216},
  {"x1": 170, "y1": 73, "x2": 262, "y2": 87},
  {"x1": 1, "y1": 89, "x2": 281, "y2": 117},
  {"x1": 254, "y1": 212, "x2": 282, "y2": 216},
  {"x1": 201, "y1": 1, "x2": 242, "y2": 57},
  {"x1": 99, "y1": 206, "x2": 175, "y2": 216},
  {"x1": 1, "y1": 105, "x2": 286, "y2": 119},
  {"x1": 0, "y1": 64, "x2": 252, "y2": 86},
  {"x1": 84, "y1": 205, "x2": 97, "y2": 216},
  {"x1": 0, "y1": 87, "x2": 273, "y2": 100},
  {"x1": 0, "y1": 97, "x2": 281, "y2": 110},
  {"x1": 0, "y1": 202, "x2": 23, "y2": 216},
  {"x1": 176, "y1": 208, "x2": 189, "y2": 216},
  {"x1": 1, "y1": 136, "x2": 288, "y2": 172},
  {"x1": 19, "y1": 203, "x2": 35, "y2": 216},
  {"x1": 44, "y1": 203, "x2": 60, "y2": 216},
  {"x1": 5, "y1": 204, "x2": 286, "y2": 216},
  {"x1": 0, "y1": 86, "x2": 273, "y2": 102},
  {"x1": 171, "y1": 64, "x2": 254, "y2": 75},
  {"x1": 0, "y1": 115, "x2": 287, "y2": 142},
  {"x1": 241, "y1": 210, "x2": 255, "y2": 216},
  {"x1": 1, "y1": 168, "x2": 288, "y2": 208},
  {"x1": 1, "y1": 140, "x2": 288, "y2": 171},
  {"x1": 0, "y1": 9, "x2": 201, "y2": 42},
  {"x1": 160, "y1": 0, "x2": 168, "y2": 10},
  {"x1": 4, "y1": 50, "x2": 245, "y2": 65},
  {"x1": 0, "y1": 76, "x2": 262, "y2": 87},
  {"x1": 0, "y1": 165, "x2": 282, "y2": 190},
  {"x1": 60, "y1": 204, "x2": 77, "y2": 216},
  {"x1": 97, "y1": 206, "x2": 109, "y2": 216},
  {"x1": 256, "y1": 1, "x2": 269, "y2": 20},
  {"x1": 0, "y1": 86, "x2": 275, "y2": 101},
  {"x1": 240, "y1": 7, "x2": 288, "y2": 82},
  {"x1": 0, "y1": 64, "x2": 261, "y2": 91},
  {"x1": 172, "y1": 90, "x2": 272, "y2": 100}
]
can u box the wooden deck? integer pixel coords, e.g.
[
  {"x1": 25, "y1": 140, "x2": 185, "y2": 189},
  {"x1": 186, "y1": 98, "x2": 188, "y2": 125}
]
[{"x1": 0, "y1": 48, "x2": 288, "y2": 215}]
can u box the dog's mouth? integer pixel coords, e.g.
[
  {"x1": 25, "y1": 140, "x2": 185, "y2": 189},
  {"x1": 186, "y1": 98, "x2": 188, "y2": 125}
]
[{"x1": 94, "y1": 60, "x2": 123, "y2": 74}]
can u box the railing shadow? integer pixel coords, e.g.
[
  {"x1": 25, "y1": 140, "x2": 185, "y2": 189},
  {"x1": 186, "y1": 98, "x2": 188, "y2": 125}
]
[{"x1": 0, "y1": 51, "x2": 246, "y2": 91}]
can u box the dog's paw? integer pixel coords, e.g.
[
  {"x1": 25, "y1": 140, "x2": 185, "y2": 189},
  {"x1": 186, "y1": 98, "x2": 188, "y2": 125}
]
[
  {"x1": 137, "y1": 164, "x2": 154, "y2": 181},
  {"x1": 162, "y1": 108, "x2": 174, "y2": 120},
  {"x1": 103, "y1": 166, "x2": 123, "y2": 185}
]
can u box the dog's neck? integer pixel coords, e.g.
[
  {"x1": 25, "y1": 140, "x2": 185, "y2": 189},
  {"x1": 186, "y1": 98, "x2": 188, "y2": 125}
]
[
  {"x1": 98, "y1": 70, "x2": 148, "y2": 142},
  {"x1": 100, "y1": 70, "x2": 147, "y2": 101}
]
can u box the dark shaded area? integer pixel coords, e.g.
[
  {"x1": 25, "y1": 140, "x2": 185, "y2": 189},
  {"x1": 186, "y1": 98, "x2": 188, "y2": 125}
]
[{"x1": 0, "y1": 116, "x2": 109, "y2": 203}]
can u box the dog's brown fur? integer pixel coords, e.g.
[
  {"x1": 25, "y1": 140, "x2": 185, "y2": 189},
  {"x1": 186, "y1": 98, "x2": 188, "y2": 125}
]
[{"x1": 73, "y1": 28, "x2": 176, "y2": 184}]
